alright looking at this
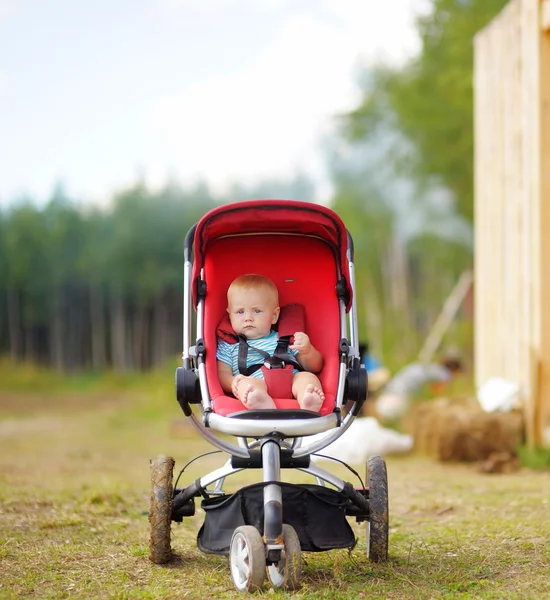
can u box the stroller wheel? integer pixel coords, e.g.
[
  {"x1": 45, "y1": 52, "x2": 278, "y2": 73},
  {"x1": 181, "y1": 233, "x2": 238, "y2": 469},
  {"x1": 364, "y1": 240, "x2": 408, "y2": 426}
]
[
  {"x1": 366, "y1": 455, "x2": 389, "y2": 562},
  {"x1": 149, "y1": 454, "x2": 175, "y2": 564},
  {"x1": 266, "y1": 524, "x2": 302, "y2": 591},
  {"x1": 229, "y1": 526, "x2": 266, "y2": 593}
]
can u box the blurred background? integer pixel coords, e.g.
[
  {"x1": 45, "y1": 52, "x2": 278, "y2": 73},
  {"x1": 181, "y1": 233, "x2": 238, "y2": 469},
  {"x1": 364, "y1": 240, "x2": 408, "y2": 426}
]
[{"x1": 0, "y1": 0, "x2": 508, "y2": 378}]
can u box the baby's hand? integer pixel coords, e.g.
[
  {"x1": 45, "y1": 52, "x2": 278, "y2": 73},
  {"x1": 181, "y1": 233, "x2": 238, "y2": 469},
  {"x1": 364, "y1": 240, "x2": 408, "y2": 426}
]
[
  {"x1": 232, "y1": 374, "x2": 245, "y2": 396},
  {"x1": 289, "y1": 332, "x2": 312, "y2": 355}
]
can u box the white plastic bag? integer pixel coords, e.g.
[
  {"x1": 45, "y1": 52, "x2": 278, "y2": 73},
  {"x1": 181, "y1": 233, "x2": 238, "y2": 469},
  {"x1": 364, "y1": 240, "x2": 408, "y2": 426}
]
[
  {"x1": 309, "y1": 417, "x2": 413, "y2": 464},
  {"x1": 476, "y1": 377, "x2": 520, "y2": 413}
]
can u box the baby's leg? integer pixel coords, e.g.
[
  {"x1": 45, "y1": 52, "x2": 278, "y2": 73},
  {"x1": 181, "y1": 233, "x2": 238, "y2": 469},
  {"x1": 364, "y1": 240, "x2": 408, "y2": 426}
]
[
  {"x1": 235, "y1": 376, "x2": 276, "y2": 410},
  {"x1": 292, "y1": 372, "x2": 325, "y2": 412}
]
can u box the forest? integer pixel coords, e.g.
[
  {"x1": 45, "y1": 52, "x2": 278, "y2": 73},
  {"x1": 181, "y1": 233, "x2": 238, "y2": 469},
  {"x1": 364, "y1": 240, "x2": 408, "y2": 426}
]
[{"x1": 0, "y1": 0, "x2": 508, "y2": 374}]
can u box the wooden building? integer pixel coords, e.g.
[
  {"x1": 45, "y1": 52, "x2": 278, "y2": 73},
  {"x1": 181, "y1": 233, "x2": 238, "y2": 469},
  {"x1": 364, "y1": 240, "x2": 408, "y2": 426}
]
[{"x1": 474, "y1": 0, "x2": 550, "y2": 448}]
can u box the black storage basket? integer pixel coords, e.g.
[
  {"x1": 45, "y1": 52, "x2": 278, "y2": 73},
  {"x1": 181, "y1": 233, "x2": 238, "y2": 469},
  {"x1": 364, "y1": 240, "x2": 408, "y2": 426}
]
[{"x1": 197, "y1": 481, "x2": 356, "y2": 555}]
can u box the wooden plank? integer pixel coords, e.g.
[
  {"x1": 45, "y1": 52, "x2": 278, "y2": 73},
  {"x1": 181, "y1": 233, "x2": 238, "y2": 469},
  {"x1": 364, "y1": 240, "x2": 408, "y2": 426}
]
[
  {"x1": 528, "y1": 347, "x2": 540, "y2": 450},
  {"x1": 473, "y1": 28, "x2": 484, "y2": 384},
  {"x1": 539, "y1": 16, "x2": 550, "y2": 445},
  {"x1": 521, "y1": 0, "x2": 541, "y2": 448},
  {"x1": 493, "y1": 8, "x2": 505, "y2": 380},
  {"x1": 542, "y1": 0, "x2": 550, "y2": 31},
  {"x1": 506, "y1": 1, "x2": 522, "y2": 385},
  {"x1": 474, "y1": 26, "x2": 491, "y2": 386}
]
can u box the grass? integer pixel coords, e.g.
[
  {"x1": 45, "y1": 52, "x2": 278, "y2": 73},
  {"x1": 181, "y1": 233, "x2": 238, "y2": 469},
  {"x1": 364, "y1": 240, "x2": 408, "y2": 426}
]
[
  {"x1": 1, "y1": 370, "x2": 549, "y2": 599},
  {"x1": 0, "y1": 356, "x2": 180, "y2": 397},
  {"x1": 517, "y1": 444, "x2": 550, "y2": 471}
]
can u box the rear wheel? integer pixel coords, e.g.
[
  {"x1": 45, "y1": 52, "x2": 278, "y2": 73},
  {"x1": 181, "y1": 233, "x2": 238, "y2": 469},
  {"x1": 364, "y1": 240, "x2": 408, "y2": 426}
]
[
  {"x1": 229, "y1": 525, "x2": 266, "y2": 593},
  {"x1": 149, "y1": 454, "x2": 175, "y2": 564},
  {"x1": 366, "y1": 455, "x2": 389, "y2": 562},
  {"x1": 266, "y1": 524, "x2": 302, "y2": 591}
]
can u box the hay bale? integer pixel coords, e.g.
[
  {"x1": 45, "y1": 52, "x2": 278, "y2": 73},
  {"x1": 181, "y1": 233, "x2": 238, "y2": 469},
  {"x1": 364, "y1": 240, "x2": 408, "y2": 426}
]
[
  {"x1": 404, "y1": 396, "x2": 524, "y2": 463},
  {"x1": 478, "y1": 451, "x2": 521, "y2": 474}
]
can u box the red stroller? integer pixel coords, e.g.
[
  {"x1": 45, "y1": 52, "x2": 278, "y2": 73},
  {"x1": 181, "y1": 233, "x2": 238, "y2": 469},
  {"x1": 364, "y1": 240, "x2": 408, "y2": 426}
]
[{"x1": 149, "y1": 199, "x2": 389, "y2": 592}]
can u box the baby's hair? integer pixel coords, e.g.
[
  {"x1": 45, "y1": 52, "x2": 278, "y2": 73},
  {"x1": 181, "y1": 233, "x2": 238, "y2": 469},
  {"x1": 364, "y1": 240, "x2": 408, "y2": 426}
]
[{"x1": 228, "y1": 274, "x2": 279, "y2": 305}]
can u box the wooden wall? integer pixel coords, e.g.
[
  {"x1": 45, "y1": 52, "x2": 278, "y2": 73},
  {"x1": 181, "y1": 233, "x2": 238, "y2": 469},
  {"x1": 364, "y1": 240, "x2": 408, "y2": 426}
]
[{"x1": 474, "y1": 0, "x2": 550, "y2": 447}]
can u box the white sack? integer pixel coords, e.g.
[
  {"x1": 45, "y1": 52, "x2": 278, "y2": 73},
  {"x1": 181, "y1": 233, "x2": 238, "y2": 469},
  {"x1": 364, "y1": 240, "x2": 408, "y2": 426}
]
[
  {"x1": 308, "y1": 417, "x2": 413, "y2": 465},
  {"x1": 477, "y1": 377, "x2": 521, "y2": 413}
]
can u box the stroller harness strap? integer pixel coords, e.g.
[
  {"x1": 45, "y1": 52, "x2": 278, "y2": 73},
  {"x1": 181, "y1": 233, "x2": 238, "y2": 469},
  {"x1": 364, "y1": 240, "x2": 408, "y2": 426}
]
[
  {"x1": 237, "y1": 334, "x2": 303, "y2": 399},
  {"x1": 236, "y1": 335, "x2": 303, "y2": 376},
  {"x1": 217, "y1": 303, "x2": 306, "y2": 399}
]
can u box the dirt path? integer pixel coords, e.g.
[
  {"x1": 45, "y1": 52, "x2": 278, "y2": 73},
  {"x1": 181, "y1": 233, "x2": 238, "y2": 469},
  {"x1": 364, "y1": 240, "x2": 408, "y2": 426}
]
[{"x1": 1, "y1": 391, "x2": 549, "y2": 599}]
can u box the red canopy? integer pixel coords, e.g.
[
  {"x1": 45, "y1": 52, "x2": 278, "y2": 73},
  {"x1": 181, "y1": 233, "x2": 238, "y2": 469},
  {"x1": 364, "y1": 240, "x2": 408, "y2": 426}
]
[{"x1": 191, "y1": 199, "x2": 353, "y2": 310}]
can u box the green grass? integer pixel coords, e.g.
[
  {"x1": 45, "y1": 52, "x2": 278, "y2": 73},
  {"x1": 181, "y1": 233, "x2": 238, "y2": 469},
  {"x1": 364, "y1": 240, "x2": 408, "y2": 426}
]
[
  {"x1": 1, "y1": 372, "x2": 549, "y2": 599},
  {"x1": 0, "y1": 356, "x2": 178, "y2": 395},
  {"x1": 517, "y1": 444, "x2": 550, "y2": 471}
]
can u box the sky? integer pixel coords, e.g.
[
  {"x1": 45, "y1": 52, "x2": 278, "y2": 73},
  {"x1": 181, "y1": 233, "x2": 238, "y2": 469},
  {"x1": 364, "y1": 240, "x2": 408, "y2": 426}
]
[{"x1": 0, "y1": 0, "x2": 428, "y2": 207}]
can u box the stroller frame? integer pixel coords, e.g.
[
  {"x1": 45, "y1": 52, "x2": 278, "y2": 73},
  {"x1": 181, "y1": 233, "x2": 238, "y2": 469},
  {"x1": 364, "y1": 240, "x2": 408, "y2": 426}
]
[{"x1": 149, "y1": 200, "x2": 389, "y2": 593}]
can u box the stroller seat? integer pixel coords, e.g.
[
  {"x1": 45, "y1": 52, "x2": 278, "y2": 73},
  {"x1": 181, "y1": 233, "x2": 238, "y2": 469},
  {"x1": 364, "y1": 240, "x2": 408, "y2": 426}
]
[
  {"x1": 176, "y1": 199, "x2": 365, "y2": 439},
  {"x1": 203, "y1": 233, "x2": 340, "y2": 417}
]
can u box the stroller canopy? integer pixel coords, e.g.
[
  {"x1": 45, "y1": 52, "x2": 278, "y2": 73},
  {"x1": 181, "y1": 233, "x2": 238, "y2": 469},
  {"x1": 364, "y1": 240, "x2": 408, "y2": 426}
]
[{"x1": 192, "y1": 199, "x2": 353, "y2": 310}]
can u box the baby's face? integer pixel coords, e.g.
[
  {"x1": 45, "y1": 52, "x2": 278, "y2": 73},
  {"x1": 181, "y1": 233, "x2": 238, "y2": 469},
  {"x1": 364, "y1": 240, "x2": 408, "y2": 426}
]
[{"x1": 227, "y1": 286, "x2": 280, "y2": 340}]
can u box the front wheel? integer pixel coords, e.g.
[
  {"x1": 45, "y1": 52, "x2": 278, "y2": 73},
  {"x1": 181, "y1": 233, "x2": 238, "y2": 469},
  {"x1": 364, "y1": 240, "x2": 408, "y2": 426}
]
[
  {"x1": 266, "y1": 524, "x2": 302, "y2": 591},
  {"x1": 366, "y1": 455, "x2": 389, "y2": 562},
  {"x1": 229, "y1": 526, "x2": 266, "y2": 593},
  {"x1": 149, "y1": 454, "x2": 175, "y2": 564}
]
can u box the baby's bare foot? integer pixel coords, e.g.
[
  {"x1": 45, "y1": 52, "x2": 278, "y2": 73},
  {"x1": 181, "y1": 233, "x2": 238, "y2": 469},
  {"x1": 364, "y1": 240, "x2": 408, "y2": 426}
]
[
  {"x1": 242, "y1": 384, "x2": 276, "y2": 410},
  {"x1": 299, "y1": 384, "x2": 324, "y2": 412}
]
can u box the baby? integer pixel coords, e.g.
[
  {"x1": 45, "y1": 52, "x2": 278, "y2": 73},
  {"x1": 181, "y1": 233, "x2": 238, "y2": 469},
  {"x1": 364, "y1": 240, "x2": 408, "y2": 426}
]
[{"x1": 216, "y1": 274, "x2": 325, "y2": 411}]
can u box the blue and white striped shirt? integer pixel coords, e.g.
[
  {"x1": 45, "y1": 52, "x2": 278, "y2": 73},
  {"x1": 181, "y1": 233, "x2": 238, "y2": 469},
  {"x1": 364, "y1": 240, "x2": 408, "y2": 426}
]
[{"x1": 216, "y1": 330, "x2": 299, "y2": 379}]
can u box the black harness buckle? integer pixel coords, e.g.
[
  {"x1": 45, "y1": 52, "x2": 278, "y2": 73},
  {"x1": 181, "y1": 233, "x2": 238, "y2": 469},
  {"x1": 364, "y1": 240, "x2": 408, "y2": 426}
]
[{"x1": 264, "y1": 356, "x2": 286, "y2": 369}]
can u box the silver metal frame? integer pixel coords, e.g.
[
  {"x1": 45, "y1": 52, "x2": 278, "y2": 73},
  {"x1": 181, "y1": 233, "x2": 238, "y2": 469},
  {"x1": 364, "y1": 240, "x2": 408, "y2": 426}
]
[{"x1": 192, "y1": 445, "x2": 355, "y2": 496}]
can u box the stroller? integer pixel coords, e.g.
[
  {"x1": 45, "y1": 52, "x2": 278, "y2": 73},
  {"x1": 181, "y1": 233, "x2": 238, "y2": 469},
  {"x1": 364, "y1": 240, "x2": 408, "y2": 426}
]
[{"x1": 148, "y1": 199, "x2": 389, "y2": 593}]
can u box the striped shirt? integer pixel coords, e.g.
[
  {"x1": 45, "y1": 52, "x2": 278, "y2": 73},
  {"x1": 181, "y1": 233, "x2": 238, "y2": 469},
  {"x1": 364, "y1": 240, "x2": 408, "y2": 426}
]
[{"x1": 216, "y1": 330, "x2": 299, "y2": 379}]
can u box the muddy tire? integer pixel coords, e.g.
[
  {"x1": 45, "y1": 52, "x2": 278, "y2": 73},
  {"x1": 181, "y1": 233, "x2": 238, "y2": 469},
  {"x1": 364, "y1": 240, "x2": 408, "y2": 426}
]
[
  {"x1": 149, "y1": 454, "x2": 175, "y2": 564},
  {"x1": 266, "y1": 524, "x2": 302, "y2": 591},
  {"x1": 366, "y1": 455, "x2": 389, "y2": 562}
]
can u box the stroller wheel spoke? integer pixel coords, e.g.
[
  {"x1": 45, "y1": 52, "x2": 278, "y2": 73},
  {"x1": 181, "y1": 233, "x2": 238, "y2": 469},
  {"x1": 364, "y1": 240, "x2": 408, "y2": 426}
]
[{"x1": 229, "y1": 526, "x2": 266, "y2": 592}]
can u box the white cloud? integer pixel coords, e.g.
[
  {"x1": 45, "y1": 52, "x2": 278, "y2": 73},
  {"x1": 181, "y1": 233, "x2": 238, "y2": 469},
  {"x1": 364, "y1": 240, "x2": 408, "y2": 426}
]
[
  {"x1": 321, "y1": 0, "x2": 428, "y2": 63},
  {"x1": 156, "y1": 0, "x2": 285, "y2": 16},
  {"x1": 0, "y1": 0, "x2": 20, "y2": 20},
  {"x1": 0, "y1": 70, "x2": 10, "y2": 100},
  {"x1": 0, "y1": 0, "x2": 425, "y2": 204},
  {"x1": 147, "y1": 10, "x2": 387, "y2": 195}
]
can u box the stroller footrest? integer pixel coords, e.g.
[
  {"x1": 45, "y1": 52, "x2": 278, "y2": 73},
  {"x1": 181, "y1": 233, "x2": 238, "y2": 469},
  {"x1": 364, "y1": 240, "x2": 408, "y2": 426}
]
[{"x1": 227, "y1": 408, "x2": 322, "y2": 420}]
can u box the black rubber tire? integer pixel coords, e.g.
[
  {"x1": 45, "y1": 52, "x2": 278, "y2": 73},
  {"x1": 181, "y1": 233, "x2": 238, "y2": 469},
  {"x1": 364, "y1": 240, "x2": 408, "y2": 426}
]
[
  {"x1": 366, "y1": 455, "x2": 389, "y2": 562},
  {"x1": 149, "y1": 454, "x2": 175, "y2": 564},
  {"x1": 266, "y1": 524, "x2": 302, "y2": 591}
]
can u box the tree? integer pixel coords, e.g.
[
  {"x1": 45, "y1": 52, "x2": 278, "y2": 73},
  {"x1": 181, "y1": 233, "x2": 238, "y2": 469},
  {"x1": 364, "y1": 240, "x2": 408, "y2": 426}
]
[
  {"x1": 0, "y1": 176, "x2": 314, "y2": 372},
  {"x1": 0, "y1": 211, "x2": 7, "y2": 354},
  {"x1": 43, "y1": 187, "x2": 88, "y2": 371},
  {"x1": 342, "y1": 0, "x2": 508, "y2": 224},
  {"x1": 3, "y1": 201, "x2": 52, "y2": 362},
  {"x1": 329, "y1": 135, "x2": 417, "y2": 366}
]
